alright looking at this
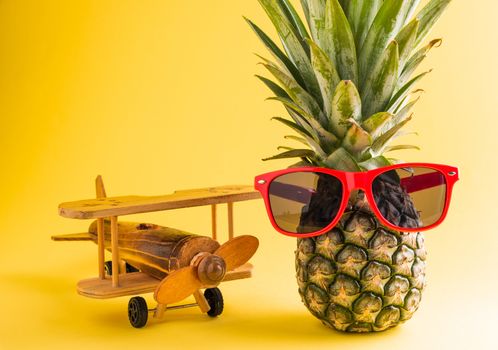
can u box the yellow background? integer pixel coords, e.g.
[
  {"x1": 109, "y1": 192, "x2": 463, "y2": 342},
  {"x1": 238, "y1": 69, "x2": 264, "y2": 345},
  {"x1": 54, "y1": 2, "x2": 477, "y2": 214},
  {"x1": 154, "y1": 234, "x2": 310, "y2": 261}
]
[{"x1": 1, "y1": 0, "x2": 496, "y2": 349}]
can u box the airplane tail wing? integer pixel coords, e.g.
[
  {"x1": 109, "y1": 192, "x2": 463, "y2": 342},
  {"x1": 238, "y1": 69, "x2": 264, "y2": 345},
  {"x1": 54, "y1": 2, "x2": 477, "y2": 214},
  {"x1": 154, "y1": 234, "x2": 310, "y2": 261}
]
[{"x1": 51, "y1": 232, "x2": 93, "y2": 242}]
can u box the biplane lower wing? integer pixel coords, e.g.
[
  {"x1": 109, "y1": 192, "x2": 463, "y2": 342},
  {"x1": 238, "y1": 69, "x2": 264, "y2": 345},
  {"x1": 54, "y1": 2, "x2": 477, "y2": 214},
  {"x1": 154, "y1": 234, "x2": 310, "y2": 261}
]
[{"x1": 77, "y1": 263, "x2": 253, "y2": 299}]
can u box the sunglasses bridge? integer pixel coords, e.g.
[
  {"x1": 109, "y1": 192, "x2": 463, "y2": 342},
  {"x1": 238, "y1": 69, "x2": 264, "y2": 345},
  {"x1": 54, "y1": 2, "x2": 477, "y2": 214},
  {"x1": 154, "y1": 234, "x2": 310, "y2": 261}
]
[{"x1": 343, "y1": 171, "x2": 370, "y2": 192}]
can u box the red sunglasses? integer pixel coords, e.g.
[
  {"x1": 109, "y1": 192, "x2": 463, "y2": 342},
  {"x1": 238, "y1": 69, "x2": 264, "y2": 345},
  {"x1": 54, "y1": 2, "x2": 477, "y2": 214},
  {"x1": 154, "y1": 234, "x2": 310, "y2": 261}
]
[{"x1": 254, "y1": 163, "x2": 459, "y2": 238}]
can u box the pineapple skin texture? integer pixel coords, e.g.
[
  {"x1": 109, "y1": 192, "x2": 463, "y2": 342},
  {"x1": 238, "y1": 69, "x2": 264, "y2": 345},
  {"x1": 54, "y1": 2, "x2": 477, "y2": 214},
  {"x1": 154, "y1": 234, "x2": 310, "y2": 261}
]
[{"x1": 295, "y1": 199, "x2": 427, "y2": 333}]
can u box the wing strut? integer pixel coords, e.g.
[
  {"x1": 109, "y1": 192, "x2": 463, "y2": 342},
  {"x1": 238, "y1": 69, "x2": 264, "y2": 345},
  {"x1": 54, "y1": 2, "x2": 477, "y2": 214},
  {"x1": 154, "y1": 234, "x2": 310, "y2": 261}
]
[{"x1": 96, "y1": 175, "x2": 107, "y2": 280}]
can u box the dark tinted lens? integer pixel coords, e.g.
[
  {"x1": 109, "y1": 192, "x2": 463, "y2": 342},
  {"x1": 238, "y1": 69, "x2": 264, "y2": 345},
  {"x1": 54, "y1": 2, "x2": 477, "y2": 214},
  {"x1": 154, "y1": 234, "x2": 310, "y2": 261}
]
[
  {"x1": 268, "y1": 172, "x2": 343, "y2": 234},
  {"x1": 372, "y1": 167, "x2": 447, "y2": 229}
]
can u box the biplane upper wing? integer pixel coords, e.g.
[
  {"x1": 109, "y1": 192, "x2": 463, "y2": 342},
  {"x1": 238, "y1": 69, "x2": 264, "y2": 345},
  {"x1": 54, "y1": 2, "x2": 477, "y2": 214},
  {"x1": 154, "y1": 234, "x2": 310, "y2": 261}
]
[{"x1": 58, "y1": 185, "x2": 261, "y2": 220}]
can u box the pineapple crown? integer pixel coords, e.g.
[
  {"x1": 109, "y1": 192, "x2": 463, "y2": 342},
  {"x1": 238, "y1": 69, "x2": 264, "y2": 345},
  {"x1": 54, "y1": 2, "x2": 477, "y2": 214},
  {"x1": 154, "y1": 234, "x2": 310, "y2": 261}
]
[{"x1": 247, "y1": 0, "x2": 451, "y2": 171}]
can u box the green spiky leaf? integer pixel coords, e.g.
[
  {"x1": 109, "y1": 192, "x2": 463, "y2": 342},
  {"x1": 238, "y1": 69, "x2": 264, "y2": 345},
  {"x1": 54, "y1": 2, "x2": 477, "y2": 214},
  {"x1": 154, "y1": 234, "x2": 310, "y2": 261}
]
[
  {"x1": 400, "y1": 38, "x2": 441, "y2": 86},
  {"x1": 388, "y1": 70, "x2": 431, "y2": 112},
  {"x1": 285, "y1": 107, "x2": 314, "y2": 131},
  {"x1": 415, "y1": 0, "x2": 452, "y2": 47},
  {"x1": 395, "y1": 97, "x2": 420, "y2": 120},
  {"x1": 271, "y1": 98, "x2": 322, "y2": 140},
  {"x1": 307, "y1": 0, "x2": 327, "y2": 48},
  {"x1": 277, "y1": 146, "x2": 295, "y2": 151},
  {"x1": 300, "y1": 0, "x2": 311, "y2": 28},
  {"x1": 362, "y1": 40, "x2": 399, "y2": 118},
  {"x1": 405, "y1": 0, "x2": 421, "y2": 21},
  {"x1": 330, "y1": 80, "x2": 362, "y2": 138},
  {"x1": 304, "y1": 138, "x2": 327, "y2": 158},
  {"x1": 263, "y1": 63, "x2": 326, "y2": 126},
  {"x1": 285, "y1": 135, "x2": 309, "y2": 146},
  {"x1": 270, "y1": 96, "x2": 339, "y2": 148},
  {"x1": 308, "y1": 39, "x2": 341, "y2": 118},
  {"x1": 362, "y1": 112, "x2": 394, "y2": 138},
  {"x1": 263, "y1": 149, "x2": 316, "y2": 161},
  {"x1": 278, "y1": 0, "x2": 310, "y2": 46},
  {"x1": 359, "y1": 156, "x2": 393, "y2": 170},
  {"x1": 272, "y1": 116, "x2": 313, "y2": 139},
  {"x1": 258, "y1": 75, "x2": 321, "y2": 131},
  {"x1": 249, "y1": 0, "x2": 452, "y2": 171},
  {"x1": 257, "y1": 0, "x2": 322, "y2": 99},
  {"x1": 371, "y1": 115, "x2": 413, "y2": 155},
  {"x1": 273, "y1": 113, "x2": 329, "y2": 159},
  {"x1": 377, "y1": 110, "x2": 414, "y2": 139},
  {"x1": 246, "y1": 19, "x2": 306, "y2": 87},
  {"x1": 338, "y1": 0, "x2": 349, "y2": 13},
  {"x1": 396, "y1": 18, "x2": 420, "y2": 72},
  {"x1": 256, "y1": 75, "x2": 289, "y2": 98},
  {"x1": 322, "y1": 147, "x2": 361, "y2": 171},
  {"x1": 346, "y1": 0, "x2": 383, "y2": 50},
  {"x1": 324, "y1": 0, "x2": 358, "y2": 83},
  {"x1": 342, "y1": 121, "x2": 373, "y2": 159},
  {"x1": 359, "y1": 0, "x2": 409, "y2": 86},
  {"x1": 384, "y1": 145, "x2": 421, "y2": 152},
  {"x1": 392, "y1": 131, "x2": 418, "y2": 142}
]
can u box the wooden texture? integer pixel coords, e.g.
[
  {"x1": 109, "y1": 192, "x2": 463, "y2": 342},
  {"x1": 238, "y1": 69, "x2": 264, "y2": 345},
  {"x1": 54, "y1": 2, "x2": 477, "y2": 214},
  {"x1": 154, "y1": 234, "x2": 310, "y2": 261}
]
[
  {"x1": 51, "y1": 232, "x2": 93, "y2": 241},
  {"x1": 77, "y1": 272, "x2": 158, "y2": 299},
  {"x1": 96, "y1": 176, "x2": 107, "y2": 280},
  {"x1": 154, "y1": 266, "x2": 200, "y2": 305},
  {"x1": 119, "y1": 260, "x2": 127, "y2": 274},
  {"x1": 227, "y1": 202, "x2": 234, "y2": 240},
  {"x1": 97, "y1": 218, "x2": 105, "y2": 279},
  {"x1": 222, "y1": 262, "x2": 253, "y2": 281},
  {"x1": 215, "y1": 235, "x2": 259, "y2": 271},
  {"x1": 196, "y1": 254, "x2": 226, "y2": 286},
  {"x1": 211, "y1": 204, "x2": 217, "y2": 240},
  {"x1": 193, "y1": 290, "x2": 210, "y2": 313},
  {"x1": 59, "y1": 185, "x2": 261, "y2": 219},
  {"x1": 110, "y1": 216, "x2": 120, "y2": 287},
  {"x1": 154, "y1": 303, "x2": 167, "y2": 319},
  {"x1": 95, "y1": 175, "x2": 107, "y2": 198},
  {"x1": 76, "y1": 263, "x2": 253, "y2": 299},
  {"x1": 87, "y1": 221, "x2": 220, "y2": 280}
]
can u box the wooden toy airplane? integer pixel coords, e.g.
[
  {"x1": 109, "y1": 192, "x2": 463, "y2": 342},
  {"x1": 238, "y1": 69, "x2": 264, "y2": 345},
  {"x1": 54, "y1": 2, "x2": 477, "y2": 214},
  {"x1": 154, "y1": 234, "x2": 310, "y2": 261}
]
[{"x1": 53, "y1": 176, "x2": 261, "y2": 328}]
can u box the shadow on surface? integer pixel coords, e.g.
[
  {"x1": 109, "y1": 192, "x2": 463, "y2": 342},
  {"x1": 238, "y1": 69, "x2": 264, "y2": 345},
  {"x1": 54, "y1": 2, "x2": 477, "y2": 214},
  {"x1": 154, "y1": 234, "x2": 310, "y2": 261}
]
[{"x1": 2, "y1": 272, "x2": 404, "y2": 346}]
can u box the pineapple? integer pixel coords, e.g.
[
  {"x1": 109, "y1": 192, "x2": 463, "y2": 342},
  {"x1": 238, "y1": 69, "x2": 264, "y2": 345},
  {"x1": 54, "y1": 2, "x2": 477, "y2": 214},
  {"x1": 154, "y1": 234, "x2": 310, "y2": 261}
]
[{"x1": 248, "y1": 0, "x2": 451, "y2": 332}]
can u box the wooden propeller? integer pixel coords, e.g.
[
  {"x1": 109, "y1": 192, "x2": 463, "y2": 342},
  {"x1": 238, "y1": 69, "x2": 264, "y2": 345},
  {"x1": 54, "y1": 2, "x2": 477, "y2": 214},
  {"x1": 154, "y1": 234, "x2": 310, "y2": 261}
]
[{"x1": 154, "y1": 235, "x2": 259, "y2": 305}]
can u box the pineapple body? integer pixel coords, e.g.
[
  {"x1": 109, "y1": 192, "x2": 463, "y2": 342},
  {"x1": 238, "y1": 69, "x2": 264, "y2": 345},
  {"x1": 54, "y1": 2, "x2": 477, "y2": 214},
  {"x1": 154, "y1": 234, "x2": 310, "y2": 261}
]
[
  {"x1": 250, "y1": 0, "x2": 451, "y2": 333},
  {"x1": 296, "y1": 195, "x2": 426, "y2": 332}
]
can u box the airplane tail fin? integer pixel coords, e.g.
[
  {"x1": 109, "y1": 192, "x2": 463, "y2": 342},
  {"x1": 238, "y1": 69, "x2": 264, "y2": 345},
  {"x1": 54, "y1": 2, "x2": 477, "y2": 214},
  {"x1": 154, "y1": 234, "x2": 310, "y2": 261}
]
[
  {"x1": 96, "y1": 175, "x2": 107, "y2": 199},
  {"x1": 52, "y1": 176, "x2": 107, "y2": 244}
]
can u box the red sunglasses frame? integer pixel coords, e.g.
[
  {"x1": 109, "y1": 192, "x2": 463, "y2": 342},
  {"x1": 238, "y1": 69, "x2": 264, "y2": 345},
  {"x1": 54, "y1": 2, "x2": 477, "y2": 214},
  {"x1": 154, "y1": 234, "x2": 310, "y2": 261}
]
[{"x1": 254, "y1": 163, "x2": 459, "y2": 238}]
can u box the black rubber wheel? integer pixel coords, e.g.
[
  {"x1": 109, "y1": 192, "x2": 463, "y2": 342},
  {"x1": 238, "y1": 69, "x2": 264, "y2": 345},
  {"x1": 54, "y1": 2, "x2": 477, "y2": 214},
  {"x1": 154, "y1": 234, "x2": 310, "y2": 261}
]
[
  {"x1": 204, "y1": 288, "x2": 224, "y2": 317},
  {"x1": 105, "y1": 261, "x2": 138, "y2": 275},
  {"x1": 128, "y1": 297, "x2": 148, "y2": 328},
  {"x1": 104, "y1": 261, "x2": 113, "y2": 276},
  {"x1": 126, "y1": 263, "x2": 139, "y2": 273}
]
